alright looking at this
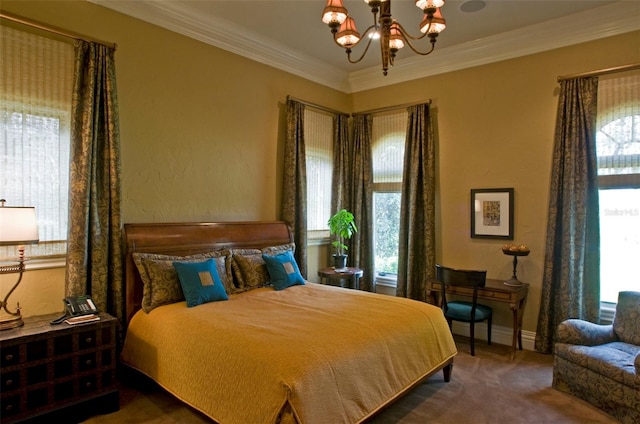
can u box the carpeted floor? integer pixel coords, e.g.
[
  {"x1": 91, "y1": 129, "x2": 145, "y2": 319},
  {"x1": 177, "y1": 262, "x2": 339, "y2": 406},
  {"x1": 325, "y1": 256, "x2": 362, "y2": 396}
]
[{"x1": 84, "y1": 337, "x2": 618, "y2": 424}]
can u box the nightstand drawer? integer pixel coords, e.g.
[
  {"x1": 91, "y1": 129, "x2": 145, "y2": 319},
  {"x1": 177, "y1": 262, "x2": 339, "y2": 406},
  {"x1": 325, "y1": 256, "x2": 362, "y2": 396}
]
[
  {"x1": 1, "y1": 370, "x2": 19, "y2": 390},
  {"x1": 1, "y1": 345, "x2": 19, "y2": 367},
  {"x1": 79, "y1": 329, "x2": 97, "y2": 349},
  {"x1": 1, "y1": 393, "x2": 21, "y2": 418},
  {"x1": 80, "y1": 352, "x2": 97, "y2": 371}
]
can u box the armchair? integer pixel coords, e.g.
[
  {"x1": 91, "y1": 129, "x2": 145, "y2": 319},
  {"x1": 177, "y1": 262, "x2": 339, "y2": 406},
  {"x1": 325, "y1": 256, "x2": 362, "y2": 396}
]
[{"x1": 553, "y1": 291, "x2": 640, "y2": 424}]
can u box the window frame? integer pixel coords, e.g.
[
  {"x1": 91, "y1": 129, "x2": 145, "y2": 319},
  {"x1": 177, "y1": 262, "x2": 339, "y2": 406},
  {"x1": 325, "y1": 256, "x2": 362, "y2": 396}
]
[
  {"x1": 595, "y1": 71, "x2": 640, "y2": 310},
  {"x1": 373, "y1": 185, "x2": 402, "y2": 286},
  {"x1": 371, "y1": 110, "x2": 408, "y2": 286}
]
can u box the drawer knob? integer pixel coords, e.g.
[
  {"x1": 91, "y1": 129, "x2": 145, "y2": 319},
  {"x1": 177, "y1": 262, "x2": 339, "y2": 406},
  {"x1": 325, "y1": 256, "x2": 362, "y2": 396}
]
[
  {"x1": 5, "y1": 404, "x2": 14, "y2": 412},
  {"x1": 85, "y1": 381, "x2": 93, "y2": 389},
  {"x1": 5, "y1": 354, "x2": 13, "y2": 361},
  {"x1": 85, "y1": 337, "x2": 93, "y2": 344},
  {"x1": 5, "y1": 379, "x2": 13, "y2": 387},
  {"x1": 85, "y1": 359, "x2": 93, "y2": 366}
]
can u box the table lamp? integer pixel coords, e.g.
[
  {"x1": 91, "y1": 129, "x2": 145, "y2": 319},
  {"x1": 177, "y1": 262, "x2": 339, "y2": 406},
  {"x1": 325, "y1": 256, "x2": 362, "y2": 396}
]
[{"x1": 0, "y1": 200, "x2": 39, "y2": 330}]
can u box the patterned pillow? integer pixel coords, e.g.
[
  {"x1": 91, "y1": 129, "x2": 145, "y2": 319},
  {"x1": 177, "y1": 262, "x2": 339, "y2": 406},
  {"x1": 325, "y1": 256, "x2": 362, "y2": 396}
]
[
  {"x1": 133, "y1": 250, "x2": 232, "y2": 313},
  {"x1": 230, "y1": 243, "x2": 295, "y2": 290}
]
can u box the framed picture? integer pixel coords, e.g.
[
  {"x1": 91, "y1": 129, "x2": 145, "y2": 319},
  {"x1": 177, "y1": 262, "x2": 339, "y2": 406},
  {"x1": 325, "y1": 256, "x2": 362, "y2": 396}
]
[{"x1": 470, "y1": 188, "x2": 514, "y2": 239}]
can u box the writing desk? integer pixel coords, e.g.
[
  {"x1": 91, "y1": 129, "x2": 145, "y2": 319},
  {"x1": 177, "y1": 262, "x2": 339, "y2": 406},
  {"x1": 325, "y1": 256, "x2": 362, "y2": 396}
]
[{"x1": 428, "y1": 278, "x2": 529, "y2": 359}]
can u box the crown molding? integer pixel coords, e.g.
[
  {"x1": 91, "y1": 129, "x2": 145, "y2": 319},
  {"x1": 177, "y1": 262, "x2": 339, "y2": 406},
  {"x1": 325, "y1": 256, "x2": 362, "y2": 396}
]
[
  {"x1": 91, "y1": 0, "x2": 350, "y2": 92},
  {"x1": 92, "y1": 1, "x2": 639, "y2": 94}
]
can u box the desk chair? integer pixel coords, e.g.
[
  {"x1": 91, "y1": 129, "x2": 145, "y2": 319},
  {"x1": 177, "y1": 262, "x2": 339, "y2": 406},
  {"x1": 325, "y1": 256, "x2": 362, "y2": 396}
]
[{"x1": 436, "y1": 264, "x2": 492, "y2": 356}]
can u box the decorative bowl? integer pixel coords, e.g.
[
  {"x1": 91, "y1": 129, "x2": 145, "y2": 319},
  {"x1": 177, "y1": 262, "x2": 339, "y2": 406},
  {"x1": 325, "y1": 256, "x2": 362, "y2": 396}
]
[{"x1": 502, "y1": 248, "x2": 530, "y2": 256}]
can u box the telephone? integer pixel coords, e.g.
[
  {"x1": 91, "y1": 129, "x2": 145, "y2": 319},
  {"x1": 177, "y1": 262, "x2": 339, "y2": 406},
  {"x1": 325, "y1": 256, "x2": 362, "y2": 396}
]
[
  {"x1": 64, "y1": 295, "x2": 98, "y2": 316},
  {"x1": 50, "y1": 295, "x2": 98, "y2": 325}
]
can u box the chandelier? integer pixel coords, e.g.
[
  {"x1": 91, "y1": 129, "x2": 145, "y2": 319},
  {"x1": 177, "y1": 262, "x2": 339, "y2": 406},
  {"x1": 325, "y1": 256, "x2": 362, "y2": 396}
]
[{"x1": 321, "y1": 0, "x2": 447, "y2": 76}]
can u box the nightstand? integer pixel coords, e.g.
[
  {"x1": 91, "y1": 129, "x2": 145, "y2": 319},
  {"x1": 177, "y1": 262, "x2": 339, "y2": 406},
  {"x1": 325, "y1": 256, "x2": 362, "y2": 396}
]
[
  {"x1": 0, "y1": 312, "x2": 119, "y2": 423},
  {"x1": 318, "y1": 267, "x2": 364, "y2": 290}
]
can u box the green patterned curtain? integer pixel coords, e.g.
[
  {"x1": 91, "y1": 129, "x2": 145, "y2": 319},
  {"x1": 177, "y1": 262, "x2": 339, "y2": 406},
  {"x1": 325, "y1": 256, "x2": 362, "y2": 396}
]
[
  {"x1": 281, "y1": 99, "x2": 308, "y2": 277},
  {"x1": 397, "y1": 104, "x2": 436, "y2": 302},
  {"x1": 65, "y1": 41, "x2": 124, "y2": 329},
  {"x1": 535, "y1": 77, "x2": 600, "y2": 354},
  {"x1": 346, "y1": 114, "x2": 375, "y2": 292},
  {"x1": 330, "y1": 114, "x2": 350, "y2": 215}
]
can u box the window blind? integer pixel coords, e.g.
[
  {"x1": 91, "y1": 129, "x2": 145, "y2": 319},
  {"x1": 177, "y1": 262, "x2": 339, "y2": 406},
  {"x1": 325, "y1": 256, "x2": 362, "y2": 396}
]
[
  {"x1": 372, "y1": 111, "x2": 407, "y2": 190},
  {"x1": 596, "y1": 71, "x2": 640, "y2": 177},
  {"x1": 304, "y1": 108, "x2": 333, "y2": 233}
]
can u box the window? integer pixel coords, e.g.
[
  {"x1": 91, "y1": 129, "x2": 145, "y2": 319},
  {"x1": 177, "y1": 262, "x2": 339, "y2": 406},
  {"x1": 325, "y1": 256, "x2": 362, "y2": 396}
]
[
  {"x1": 596, "y1": 72, "x2": 640, "y2": 304},
  {"x1": 372, "y1": 111, "x2": 407, "y2": 280},
  {"x1": 304, "y1": 108, "x2": 333, "y2": 239},
  {"x1": 0, "y1": 24, "x2": 73, "y2": 259}
]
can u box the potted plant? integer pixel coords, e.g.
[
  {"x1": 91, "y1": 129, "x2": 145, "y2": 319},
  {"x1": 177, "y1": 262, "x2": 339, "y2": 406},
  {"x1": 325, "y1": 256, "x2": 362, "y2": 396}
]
[{"x1": 327, "y1": 209, "x2": 358, "y2": 270}]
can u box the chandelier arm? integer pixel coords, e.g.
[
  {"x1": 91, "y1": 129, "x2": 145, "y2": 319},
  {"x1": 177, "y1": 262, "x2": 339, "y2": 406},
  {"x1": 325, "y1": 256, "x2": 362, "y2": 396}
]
[
  {"x1": 393, "y1": 21, "x2": 429, "y2": 42},
  {"x1": 403, "y1": 37, "x2": 436, "y2": 56},
  {"x1": 346, "y1": 33, "x2": 375, "y2": 64}
]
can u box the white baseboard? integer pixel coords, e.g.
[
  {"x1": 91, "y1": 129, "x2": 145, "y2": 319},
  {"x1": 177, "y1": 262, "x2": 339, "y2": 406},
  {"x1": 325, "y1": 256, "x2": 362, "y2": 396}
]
[{"x1": 451, "y1": 322, "x2": 536, "y2": 352}]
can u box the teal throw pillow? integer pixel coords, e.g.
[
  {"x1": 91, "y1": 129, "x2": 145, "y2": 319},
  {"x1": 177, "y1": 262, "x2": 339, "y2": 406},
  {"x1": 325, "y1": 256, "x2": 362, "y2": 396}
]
[
  {"x1": 173, "y1": 259, "x2": 228, "y2": 307},
  {"x1": 262, "y1": 250, "x2": 305, "y2": 291}
]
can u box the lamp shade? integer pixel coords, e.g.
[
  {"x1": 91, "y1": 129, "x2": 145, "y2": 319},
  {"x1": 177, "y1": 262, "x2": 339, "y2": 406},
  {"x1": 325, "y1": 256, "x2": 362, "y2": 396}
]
[
  {"x1": 420, "y1": 8, "x2": 446, "y2": 34},
  {"x1": 322, "y1": 0, "x2": 348, "y2": 26},
  {"x1": 0, "y1": 207, "x2": 39, "y2": 245},
  {"x1": 336, "y1": 16, "x2": 361, "y2": 47}
]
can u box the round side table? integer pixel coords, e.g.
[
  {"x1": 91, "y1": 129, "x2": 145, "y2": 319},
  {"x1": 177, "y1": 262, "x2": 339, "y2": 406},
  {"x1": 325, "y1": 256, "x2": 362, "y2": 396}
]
[{"x1": 317, "y1": 267, "x2": 364, "y2": 290}]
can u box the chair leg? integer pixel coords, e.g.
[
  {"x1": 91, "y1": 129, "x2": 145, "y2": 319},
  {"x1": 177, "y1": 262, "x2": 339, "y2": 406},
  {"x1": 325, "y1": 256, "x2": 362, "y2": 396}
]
[
  {"x1": 487, "y1": 315, "x2": 492, "y2": 346},
  {"x1": 469, "y1": 322, "x2": 475, "y2": 356}
]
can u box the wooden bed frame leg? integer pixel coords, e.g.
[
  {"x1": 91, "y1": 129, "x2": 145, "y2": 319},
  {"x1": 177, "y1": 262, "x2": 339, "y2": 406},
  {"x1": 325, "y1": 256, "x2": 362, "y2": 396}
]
[{"x1": 442, "y1": 362, "x2": 453, "y2": 382}]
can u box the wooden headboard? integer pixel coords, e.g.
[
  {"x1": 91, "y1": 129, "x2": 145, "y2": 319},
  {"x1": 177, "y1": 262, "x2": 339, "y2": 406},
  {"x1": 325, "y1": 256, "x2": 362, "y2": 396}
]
[{"x1": 123, "y1": 221, "x2": 294, "y2": 324}]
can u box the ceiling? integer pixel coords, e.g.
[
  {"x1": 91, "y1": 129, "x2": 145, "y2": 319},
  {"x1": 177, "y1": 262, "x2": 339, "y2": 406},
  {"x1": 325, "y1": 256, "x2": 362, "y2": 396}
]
[{"x1": 91, "y1": 1, "x2": 640, "y2": 93}]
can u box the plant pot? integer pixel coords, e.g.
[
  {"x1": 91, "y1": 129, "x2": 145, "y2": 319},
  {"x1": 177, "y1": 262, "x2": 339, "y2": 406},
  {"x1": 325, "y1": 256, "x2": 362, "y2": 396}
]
[{"x1": 333, "y1": 254, "x2": 348, "y2": 270}]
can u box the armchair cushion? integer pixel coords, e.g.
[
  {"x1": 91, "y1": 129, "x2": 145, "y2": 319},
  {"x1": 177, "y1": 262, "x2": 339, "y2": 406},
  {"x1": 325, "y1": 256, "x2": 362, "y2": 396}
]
[
  {"x1": 555, "y1": 319, "x2": 617, "y2": 346},
  {"x1": 565, "y1": 343, "x2": 639, "y2": 386},
  {"x1": 613, "y1": 291, "x2": 640, "y2": 345}
]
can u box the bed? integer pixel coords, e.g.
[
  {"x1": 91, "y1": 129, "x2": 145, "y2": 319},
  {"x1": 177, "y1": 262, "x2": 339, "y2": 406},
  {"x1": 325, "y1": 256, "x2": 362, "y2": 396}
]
[{"x1": 119, "y1": 221, "x2": 457, "y2": 424}]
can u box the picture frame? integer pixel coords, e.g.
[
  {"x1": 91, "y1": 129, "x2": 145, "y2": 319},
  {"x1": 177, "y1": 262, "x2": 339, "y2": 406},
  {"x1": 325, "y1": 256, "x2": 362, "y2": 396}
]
[{"x1": 470, "y1": 188, "x2": 514, "y2": 239}]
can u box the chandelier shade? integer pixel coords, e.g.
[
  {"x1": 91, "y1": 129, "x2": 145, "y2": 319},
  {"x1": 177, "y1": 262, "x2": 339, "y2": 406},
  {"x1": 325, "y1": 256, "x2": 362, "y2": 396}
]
[
  {"x1": 322, "y1": 0, "x2": 348, "y2": 28},
  {"x1": 321, "y1": 0, "x2": 448, "y2": 76},
  {"x1": 420, "y1": 8, "x2": 446, "y2": 34},
  {"x1": 336, "y1": 16, "x2": 361, "y2": 47},
  {"x1": 389, "y1": 21, "x2": 405, "y2": 50},
  {"x1": 415, "y1": 0, "x2": 445, "y2": 11}
]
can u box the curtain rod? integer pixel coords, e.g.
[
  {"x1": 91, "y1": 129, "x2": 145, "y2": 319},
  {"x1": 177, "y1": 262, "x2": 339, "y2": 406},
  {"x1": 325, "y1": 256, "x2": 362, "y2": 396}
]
[
  {"x1": 557, "y1": 63, "x2": 640, "y2": 82},
  {"x1": 352, "y1": 99, "x2": 432, "y2": 116},
  {"x1": 286, "y1": 96, "x2": 348, "y2": 116},
  {"x1": 0, "y1": 11, "x2": 117, "y2": 50}
]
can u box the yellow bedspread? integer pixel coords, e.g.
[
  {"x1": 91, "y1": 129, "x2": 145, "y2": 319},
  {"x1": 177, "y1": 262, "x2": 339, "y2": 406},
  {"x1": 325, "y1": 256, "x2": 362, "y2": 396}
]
[{"x1": 120, "y1": 283, "x2": 457, "y2": 424}]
